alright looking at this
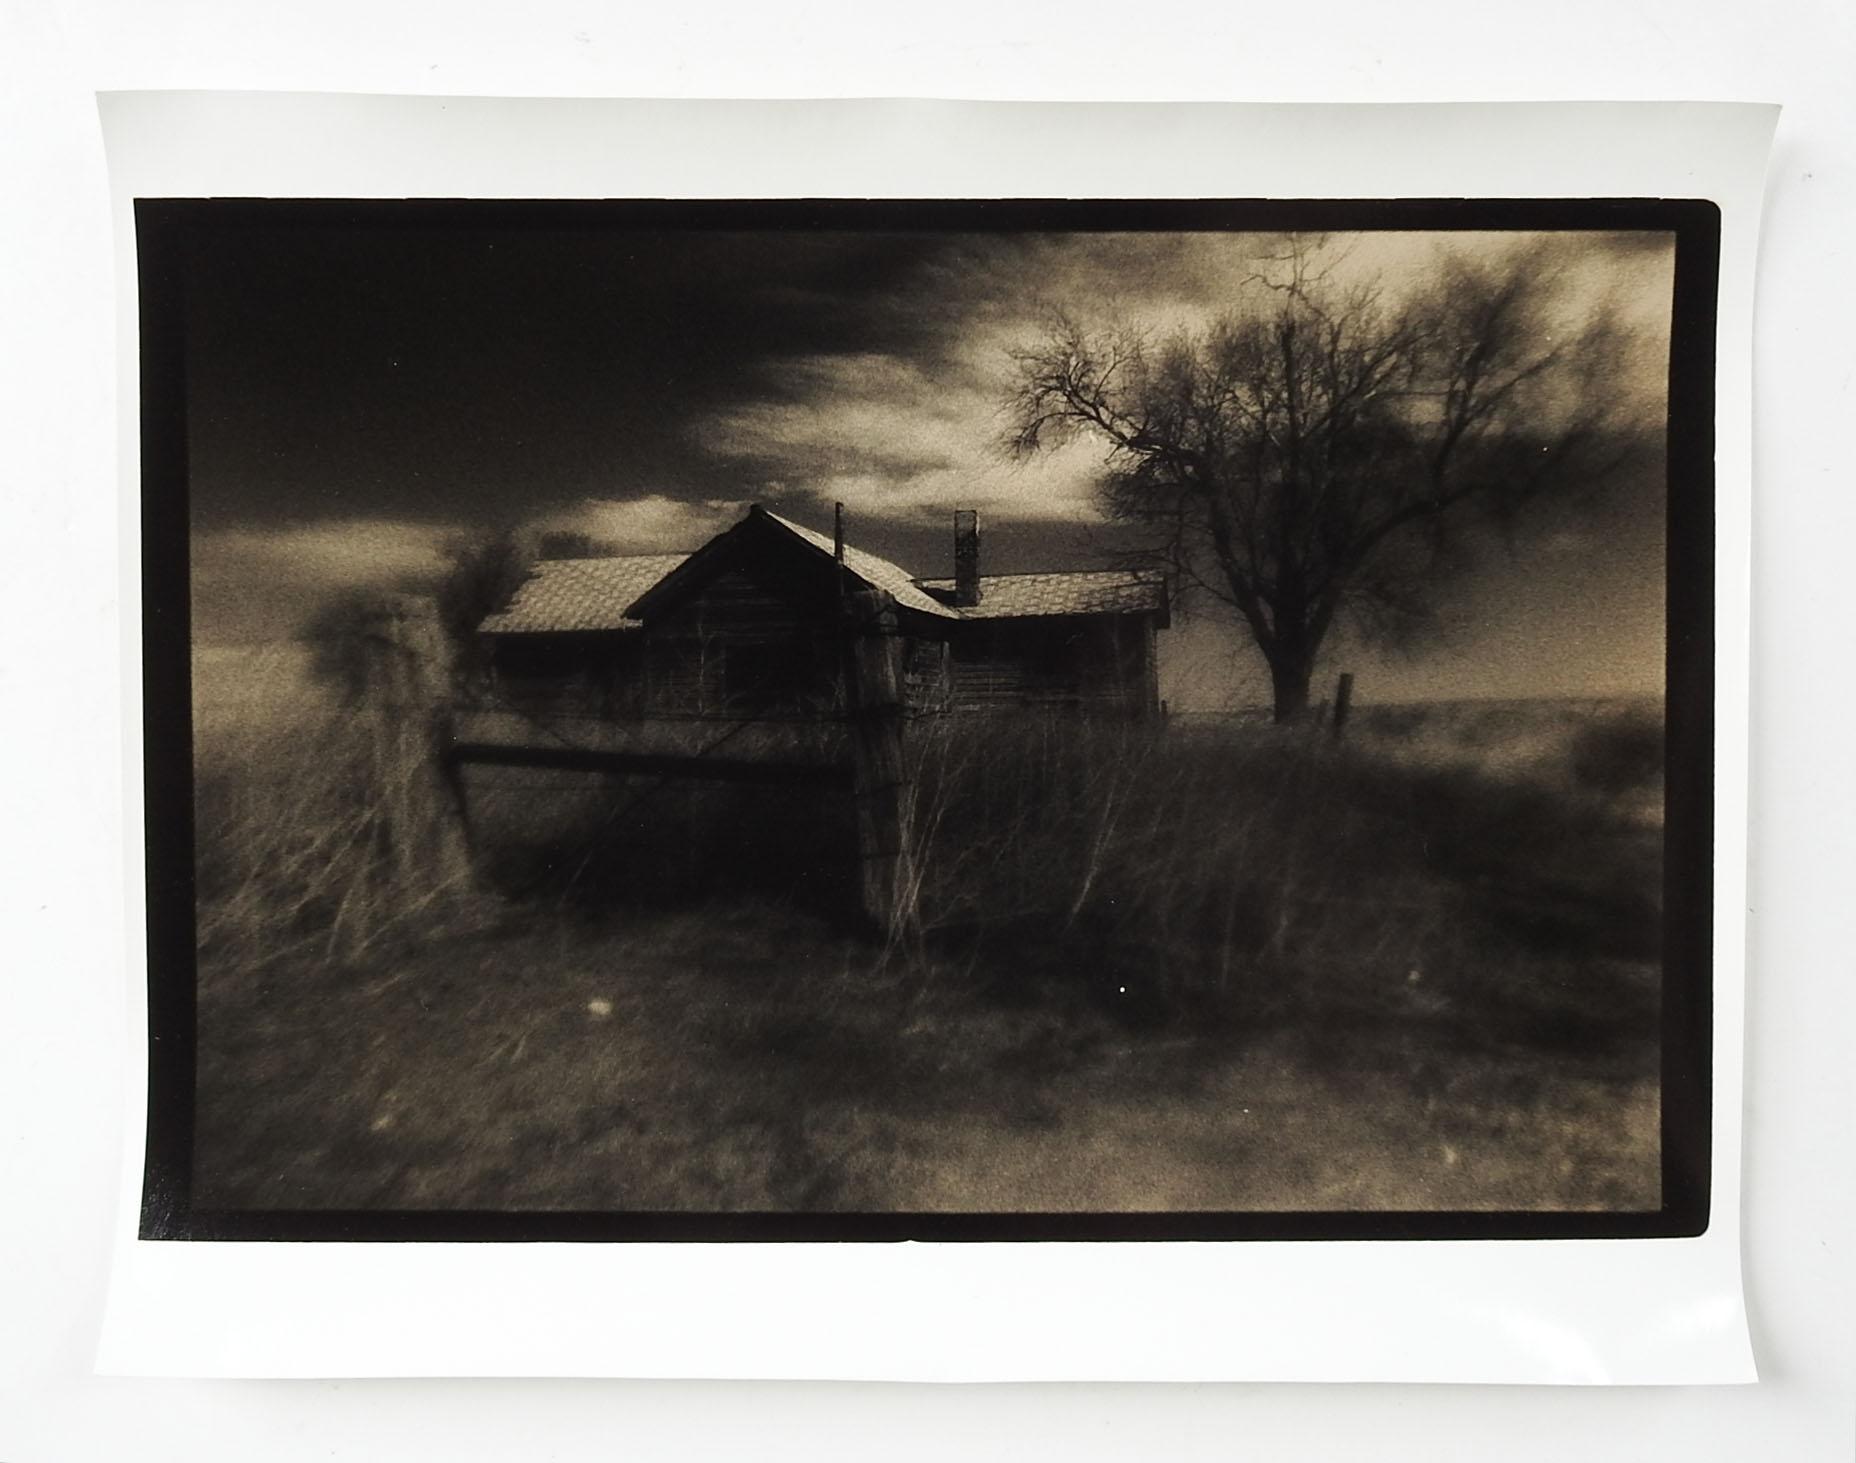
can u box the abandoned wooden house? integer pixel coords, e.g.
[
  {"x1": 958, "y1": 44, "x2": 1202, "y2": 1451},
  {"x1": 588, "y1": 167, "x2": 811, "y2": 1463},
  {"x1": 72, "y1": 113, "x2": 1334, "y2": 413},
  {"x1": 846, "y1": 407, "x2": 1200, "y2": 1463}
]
[
  {"x1": 477, "y1": 505, "x2": 1169, "y2": 722},
  {"x1": 450, "y1": 505, "x2": 1167, "y2": 933}
]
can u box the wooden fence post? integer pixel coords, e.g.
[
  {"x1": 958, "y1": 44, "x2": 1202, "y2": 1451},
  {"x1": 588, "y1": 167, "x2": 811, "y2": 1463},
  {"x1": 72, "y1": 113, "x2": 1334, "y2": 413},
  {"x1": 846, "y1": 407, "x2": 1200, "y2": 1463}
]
[
  {"x1": 845, "y1": 587, "x2": 918, "y2": 942},
  {"x1": 1331, "y1": 671, "x2": 1355, "y2": 741},
  {"x1": 362, "y1": 595, "x2": 475, "y2": 898}
]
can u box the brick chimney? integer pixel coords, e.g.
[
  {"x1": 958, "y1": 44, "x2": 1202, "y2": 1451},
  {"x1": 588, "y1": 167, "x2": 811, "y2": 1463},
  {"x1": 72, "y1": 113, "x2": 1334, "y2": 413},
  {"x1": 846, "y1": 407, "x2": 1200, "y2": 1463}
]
[{"x1": 953, "y1": 508, "x2": 981, "y2": 607}]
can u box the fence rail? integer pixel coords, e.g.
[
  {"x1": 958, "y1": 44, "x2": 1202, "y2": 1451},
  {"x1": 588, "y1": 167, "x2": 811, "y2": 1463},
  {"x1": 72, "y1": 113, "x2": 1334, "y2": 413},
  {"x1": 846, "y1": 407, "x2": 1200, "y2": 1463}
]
[{"x1": 450, "y1": 705, "x2": 851, "y2": 771}]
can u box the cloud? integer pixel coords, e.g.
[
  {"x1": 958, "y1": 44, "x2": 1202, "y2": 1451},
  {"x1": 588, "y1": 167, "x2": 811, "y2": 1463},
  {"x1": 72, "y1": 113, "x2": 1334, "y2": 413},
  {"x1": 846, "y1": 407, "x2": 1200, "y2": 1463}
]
[
  {"x1": 681, "y1": 229, "x2": 1671, "y2": 538},
  {"x1": 531, "y1": 494, "x2": 747, "y2": 552},
  {"x1": 674, "y1": 237, "x2": 1317, "y2": 531},
  {"x1": 691, "y1": 347, "x2": 1110, "y2": 527}
]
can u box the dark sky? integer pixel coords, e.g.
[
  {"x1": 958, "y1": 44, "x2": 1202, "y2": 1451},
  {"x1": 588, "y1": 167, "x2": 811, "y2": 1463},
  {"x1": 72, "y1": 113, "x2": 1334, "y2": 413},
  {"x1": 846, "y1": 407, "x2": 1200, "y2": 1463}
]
[
  {"x1": 181, "y1": 210, "x2": 1675, "y2": 707},
  {"x1": 188, "y1": 222, "x2": 955, "y2": 531}
]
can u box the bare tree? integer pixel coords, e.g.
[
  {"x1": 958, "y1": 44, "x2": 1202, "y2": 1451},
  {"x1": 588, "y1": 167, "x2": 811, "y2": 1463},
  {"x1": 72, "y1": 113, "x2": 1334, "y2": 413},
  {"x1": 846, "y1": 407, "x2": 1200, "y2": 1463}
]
[
  {"x1": 1004, "y1": 236, "x2": 1646, "y2": 722},
  {"x1": 299, "y1": 530, "x2": 531, "y2": 702},
  {"x1": 434, "y1": 528, "x2": 531, "y2": 685},
  {"x1": 299, "y1": 588, "x2": 381, "y2": 706}
]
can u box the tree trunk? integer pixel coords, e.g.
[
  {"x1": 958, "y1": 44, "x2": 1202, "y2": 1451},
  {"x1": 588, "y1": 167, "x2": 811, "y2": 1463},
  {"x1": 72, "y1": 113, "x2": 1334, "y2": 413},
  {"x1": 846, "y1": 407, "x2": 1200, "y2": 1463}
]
[{"x1": 1268, "y1": 654, "x2": 1314, "y2": 725}]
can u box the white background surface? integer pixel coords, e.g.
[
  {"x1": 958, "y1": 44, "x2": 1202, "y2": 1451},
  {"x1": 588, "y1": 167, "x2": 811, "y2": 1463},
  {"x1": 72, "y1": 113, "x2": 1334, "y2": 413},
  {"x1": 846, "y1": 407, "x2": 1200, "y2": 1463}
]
[
  {"x1": 89, "y1": 92, "x2": 1767, "y2": 1390},
  {"x1": 3, "y1": 0, "x2": 1852, "y2": 1458}
]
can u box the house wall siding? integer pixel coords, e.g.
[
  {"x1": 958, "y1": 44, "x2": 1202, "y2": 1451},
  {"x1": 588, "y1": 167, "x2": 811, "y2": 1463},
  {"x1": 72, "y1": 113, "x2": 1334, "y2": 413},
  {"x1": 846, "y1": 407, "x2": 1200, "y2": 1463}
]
[
  {"x1": 642, "y1": 570, "x2": 842, "y2": 718},
  {"x1": 488, "y1": 631, "x2": 645, "y2": 716},
  {"x1": 947, "y1": 613, "x2": 1155, "y2": 717},
  {"x1": 489, "y1": 568, "x2": 1159, "y2": 723}
]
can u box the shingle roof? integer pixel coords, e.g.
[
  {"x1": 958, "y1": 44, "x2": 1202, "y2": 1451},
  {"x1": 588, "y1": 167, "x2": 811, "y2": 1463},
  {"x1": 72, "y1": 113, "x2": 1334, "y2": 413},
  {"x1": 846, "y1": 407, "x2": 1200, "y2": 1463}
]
[
  {"x1": 758, "y1": 509, "x2": 961, "y2": 620},
  {"x1": 915, "y1": 570, "x2": 1168, "y2": 620},
  {"x1": 479, "y1": 554, "x2": 687, "y2": 634},
  {"x1": 476, "y1": 516, "x2": 1162, "y2": 636}
]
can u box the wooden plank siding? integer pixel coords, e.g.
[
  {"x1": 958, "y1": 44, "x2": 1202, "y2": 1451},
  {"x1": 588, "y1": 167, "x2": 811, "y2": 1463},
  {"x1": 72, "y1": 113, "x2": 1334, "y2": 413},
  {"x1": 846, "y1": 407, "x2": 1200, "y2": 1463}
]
[
  {"x1": 492, "y1": 570, "x2": 974, "y2": 723},
  {"x1": 640, "y1": 569, "x2": 843, "y2": 719},
  {"x1": 489, "y1": 608, "x2": 1159, "y2": 723},
  {"x1": 904, "y1": 636, "x2": 953, "y2": 716},
  {"x1": 491, "y1": 570, "x2": 844, "y2": 722},
  {"x1": 487, "y1": 630, "x2": 647, "y2": 719},
  {"x1": 946, "y1": 611, "x2": 1158, "y2": 718},
  {"x1": 487, "y1": 523, "x2": 1162, "y2": 731}
]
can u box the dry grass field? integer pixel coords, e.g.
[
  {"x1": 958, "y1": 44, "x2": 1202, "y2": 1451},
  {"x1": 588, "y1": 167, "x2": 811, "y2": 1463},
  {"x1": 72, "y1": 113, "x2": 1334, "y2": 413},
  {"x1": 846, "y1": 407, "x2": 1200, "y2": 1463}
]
[{"x1": 190, "y1": 674, "x2": 1664, "y2": 1214}]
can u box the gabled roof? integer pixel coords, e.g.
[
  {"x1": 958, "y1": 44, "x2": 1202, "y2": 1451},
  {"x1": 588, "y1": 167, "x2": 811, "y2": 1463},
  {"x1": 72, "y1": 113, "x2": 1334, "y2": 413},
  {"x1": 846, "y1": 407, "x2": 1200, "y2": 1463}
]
[
  {"x1": 480, "y1": 554, "x2": 688, "y2": 634},
  {"x1": 475, "y1": 508, "x2": 1164, "y2": 637},
  {"x1": 621, "y1": 505, "x2": 962, "y2": 626},
  {"x1": 916, "y1": 570, "x2": 1169, "y2": 622},
  {"x1": 756, "y1": 509, "x2": 961, "y2": 621}
]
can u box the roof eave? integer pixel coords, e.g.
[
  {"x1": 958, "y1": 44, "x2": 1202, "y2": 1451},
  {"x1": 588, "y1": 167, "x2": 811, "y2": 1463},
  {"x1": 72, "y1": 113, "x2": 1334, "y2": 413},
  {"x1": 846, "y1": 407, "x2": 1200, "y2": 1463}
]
[{"x1": 480, "y1": 621, "x2": 645, "y2": 637}]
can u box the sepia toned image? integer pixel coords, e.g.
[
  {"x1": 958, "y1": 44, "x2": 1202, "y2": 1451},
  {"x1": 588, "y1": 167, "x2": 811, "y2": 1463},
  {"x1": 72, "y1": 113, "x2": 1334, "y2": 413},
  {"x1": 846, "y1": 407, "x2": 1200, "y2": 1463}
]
[{"x1": 141, "y1": 200, "x2": 1715, "y2": 1239}]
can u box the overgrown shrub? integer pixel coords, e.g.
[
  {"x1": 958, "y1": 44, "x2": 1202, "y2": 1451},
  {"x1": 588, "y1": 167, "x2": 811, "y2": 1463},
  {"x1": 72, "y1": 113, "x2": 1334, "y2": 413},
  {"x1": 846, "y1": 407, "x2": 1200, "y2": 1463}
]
[
  {"x1": 463, "y1": 771, "x2": 856, "y2": 920},
  {"x1": 194, "y1": 703, "x2": 481, "y2": 974},
  {"x1": 1354, "y1": 702, "x2": 1435, "y2": 742},
  {"x1": 196, "y1": 688, "x2": 1661, "y2": 1040},
  {"x1": 900, "y1": 714, "x2": 1659, "y2": 1023}
]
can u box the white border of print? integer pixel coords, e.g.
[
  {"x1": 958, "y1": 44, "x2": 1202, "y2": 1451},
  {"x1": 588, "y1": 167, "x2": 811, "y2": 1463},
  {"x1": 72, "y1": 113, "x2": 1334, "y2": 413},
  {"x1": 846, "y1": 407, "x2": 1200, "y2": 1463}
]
[{"x1": 95, "y1": 94, "x2": 1771, "y2": 1384}]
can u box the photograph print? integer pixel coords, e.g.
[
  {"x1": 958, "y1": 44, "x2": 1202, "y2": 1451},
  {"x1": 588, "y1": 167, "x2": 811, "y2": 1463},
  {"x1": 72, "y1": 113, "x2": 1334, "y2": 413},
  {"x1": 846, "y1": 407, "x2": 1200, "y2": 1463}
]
[{"x1": 139, "y1": 198, "x2": 1717, "y2": 1241}]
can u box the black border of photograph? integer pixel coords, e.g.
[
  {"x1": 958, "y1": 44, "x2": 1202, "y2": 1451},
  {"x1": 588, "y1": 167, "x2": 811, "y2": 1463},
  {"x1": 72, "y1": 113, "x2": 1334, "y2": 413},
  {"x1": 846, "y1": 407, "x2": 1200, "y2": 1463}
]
[{"x1": 136, "y1": 196, "x2": 1719, "y2": 1242}]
